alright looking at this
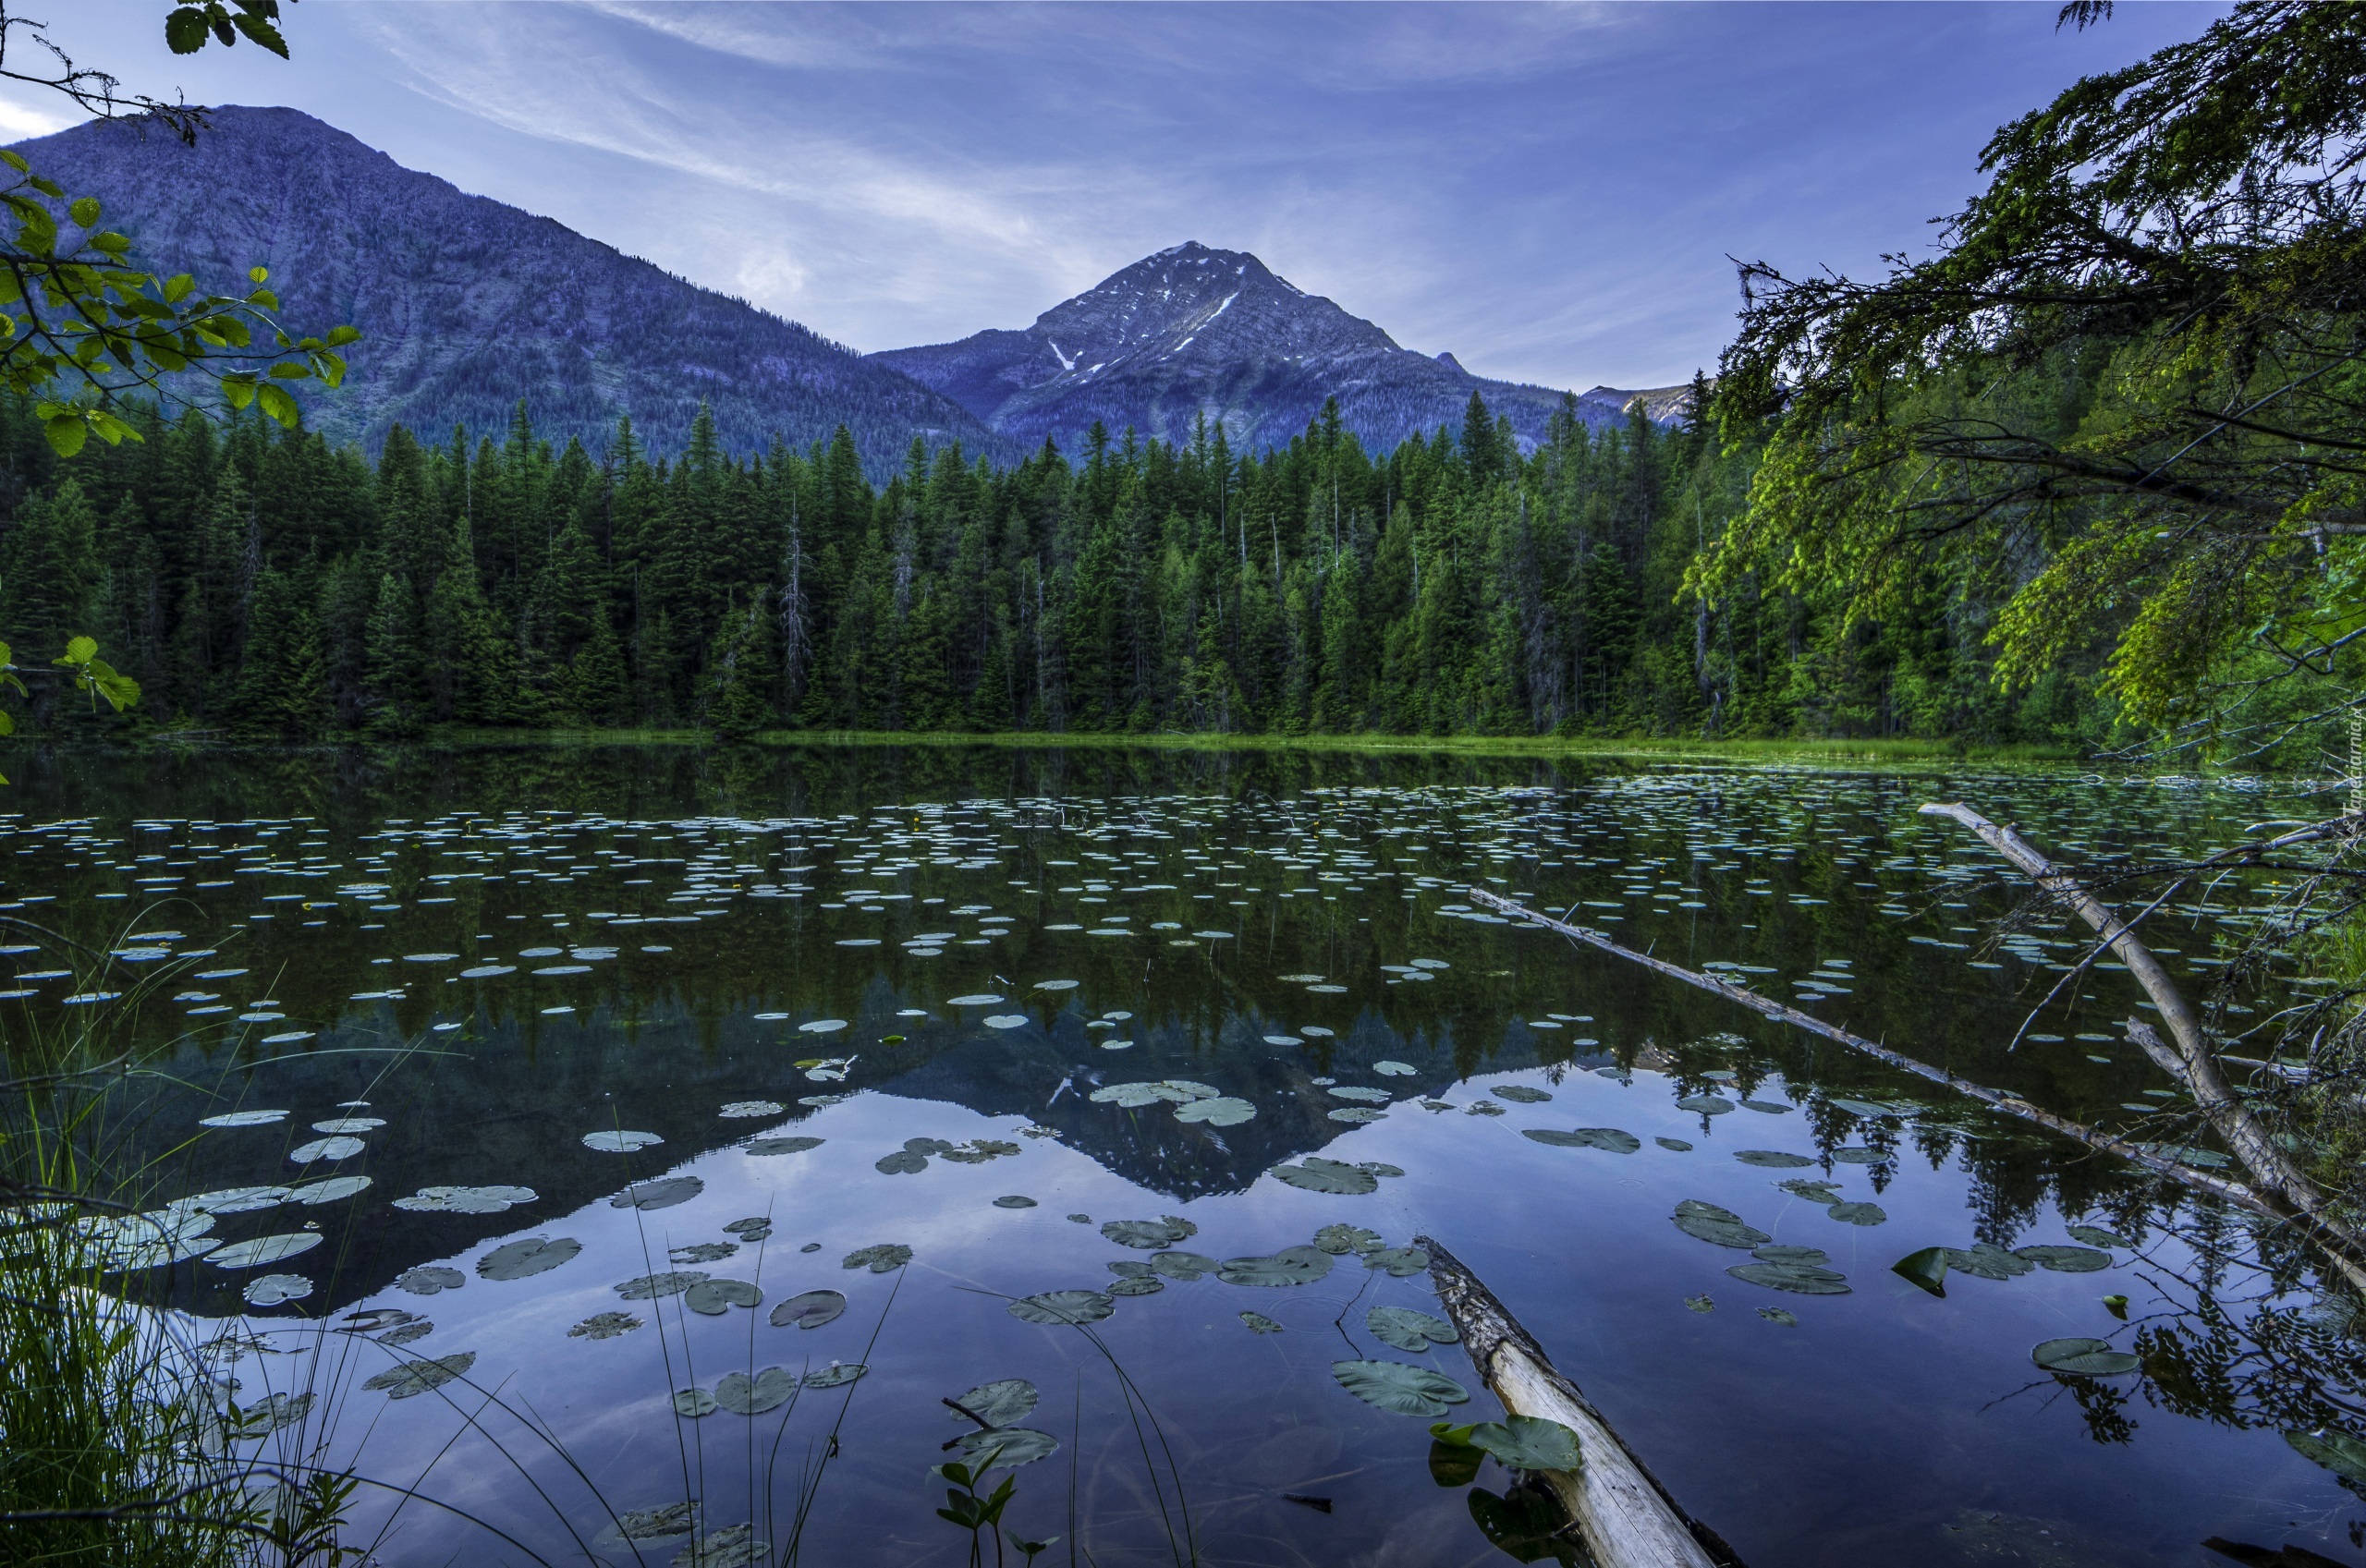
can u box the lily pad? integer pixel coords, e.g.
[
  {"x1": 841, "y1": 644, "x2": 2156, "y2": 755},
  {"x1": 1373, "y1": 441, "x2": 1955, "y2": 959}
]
[
  {"x1": 287, "y1": 1136, "x2": 365, "y2": 1164},
  {"x1": 1672, "y1": 1200, "x2": 1770, "y2": 1249},
  {"x1": 1493, "y1": 1086, "x2": 1552, "y2": 1103},
  {"x1": 1365, "y1": 1246, "x2": 1432, "y2": 1277},
  {"x1": 1463, "y1": 1415, "x2": 1582, "y2": 1471},
  {"x1": 201, "y1": 1110, "x2": 289, "y2": 1128},
  {"x1": 603, "y1": 1176, "x2": 704, "y2": 1215},
  {"x1": 843, "y1": 1244, "x2": 912, "y2": 1273},
  {"x1": 2015, "y1": 1245, "x2": 2112, "y2": 1273},
  {"x1": 1523, "y1": 1127, "x2": 1640, "y2": 1153},
  {"x1": 1007, "y1": 1290, "x2": 1114, "y2": 1325},
  {"x1": 713, "y1": 1367, "x2": 799, "y2": 1415},
  {"x1": 719, "y1": 1101, "x2": 786, "y2": 1119},
  {"x1": 1313, "y1": 1223, "x2": 1383, "y2": 1256},
  {"x1": 1240, "y1": 1311, "x2": 1285, "y2": 1333},
  {"x1": 2067, "y1": 1224, "x2": 2132, "y2": 1248},
  {"x1": 1676, "y1": 1095, "x2": 1735, "y2": 1115},
  {"x1": 363, "y1": 1352, "x2": 476, "y2": 1400},
  {"x1": 947, "y1": 994, "x2": 1004, "y2": 1006},
  {"x1": 994, "y1": 1196, "x2": 1038, "y2": 1209},
  {"x1": 1331, "y1": 1359, "x2": 1470, "y2": 1417},
  {"x1": 1826, "y1": 1201, "x2": 1888, "y2": 1227},
  {"x1": 1369, "y1": 1305, "x2": 1458, "y2": 1352},
  {"x1": 616, "y1": 1270, "x2": 710, "y2": 1301},
  {"x1": 583, "y1": 1130, "x2": 664, "y2": 1152},
  {"x1": 1726, "y1": 1260, "x2": 1851, "y2": 1295},
  {"x1": 1327, "y1": 1085, "x2": 1391, "y2": 1103},
  {"x1": 569, "y1": 1311, "x2": 644, "y2": 1340},
  {"x1": 685, "y1": 1279, "x2": 762, "y2": 1316},
  {"x1": 479, "y1": 1236, "x2": 581, "y2": 1282},
  {"x1": 1219, "y1": 1246, "x2": 1335, "y2": 1287},
  {"x1": 311, "y1": 1117, "x2": 387, "y2": 1135},
  {"x1": 1175, "y1": 1096, "x2": 1257, "y2": 1125},
  {"x1": 288, "y1": 1175, "x2": 373, "y2": 1205},
  {"x1": 744, "y1": 1136, "x2": 824, "y2": 1157},
  {"x1": 210, "y1": 1233, "x2": 324, "y2": 1269},
  {"x1": 1735, "y1": 1149, "x2": 1815, "y2": 1169},
  {"x1": 1830, "y1": 1148, "x2": 1886, "y2": 1165},
  {"x1": 1103, "y1": 1217, "x2": 1197, "y2": 1250},
  {"x1": 952, "y1": 1379, "x2": 1040, "y2": 1427},
  {"x1": 396, "y1": 1265, "x2": 465, "y2": 1295},
  {"x1": 2032, "y1": 1336, "x2": 2141, "y2": 1377},
  {"x1": 243, "y1": 1273, "x2": 313, "y2": 1307},
  {"x1": 1272, "y1": 1158, "x2": 1379, "y2": 1195},
  {"x1": 1778, "y1": 1179, "x2": 1844, "y2": 1203},
  {"x1": 804, "y1": 1362, "x2": 869, "y2": 1389},
  {"x1": 673, "y1": 1385, "x2": 719, "y2": 1418},
  {"x1": 1150, "y1": 1250, "x2": 1219, "y2": 1280},
  {"x1": 185, "y1": 1186, "x2": 291, "y2": 1214},
  {"x1": 955, "y1": 1427, "x2": 1060, "y2": 1470},
  {"x1": 799, "y1": 1018, "x2": 848, "y2": 1033},
  {"x1": 983, "y1": 1015, "x2": 1028, "y2": 1029},
  {"x1": 1655, "y1": 1137, "x2": 1694, "y2": 1152},
  {"x1": 1374, "y1": 1061, "x2": 1417, "y2": 1076},
  {"x1": 771, "y1": 1290, "x2": 847, "y2": 1330},
  {"x1": 1328, "y1": 1106, "x2": 1386, "y2": 1124},
  {"x1": 1944, "y1": 1244, "x2": 2036, "y2": 1281},
  {"x1": 395, "y1": 1185, "x2": 535, "y2": 1214},
  {"x1": 1892, "y1": 1247, "x2": 1950, "y2": 1297},
  {"x1": 2287, "y1": 1428, "x2": 2366, "y2": 1486}
]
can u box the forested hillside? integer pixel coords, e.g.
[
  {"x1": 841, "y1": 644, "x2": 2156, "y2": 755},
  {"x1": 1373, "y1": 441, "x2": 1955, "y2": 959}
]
[{"x1": 0, "y1": 381, "x2": 2102, "y2": 748}]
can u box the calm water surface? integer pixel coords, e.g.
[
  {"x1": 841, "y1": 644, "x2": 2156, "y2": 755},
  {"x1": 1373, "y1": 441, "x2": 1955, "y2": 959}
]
[{"x1": 11, "y1": 744, "x2": 2360, "y2": 1567}]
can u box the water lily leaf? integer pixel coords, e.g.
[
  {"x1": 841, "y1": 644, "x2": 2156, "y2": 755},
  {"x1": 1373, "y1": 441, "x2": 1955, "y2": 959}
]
[
  {"x1": 1523, "y1": 1127, "x2": 1640, "y2": 1153},
  {"x1": 612, "y1": 1176, "x2": 704, "y2": 1210},
  {"x1": 396, "y1": 1184, "x2": 535, "y2": 1213},
  {"x1": 1374, "y1": 1061, "x2": 1416, "y2": 1076},
  {"x1": 1219, "y1": 1246, "x2": 1335, "y2": 1287},
  {"x1": 1327, "y1": 1086, "x2": 1391, "y2": 1102},
  {"x1": 1272, "y1": 1158, "x2": 1378, "y2": 1195},
  {"x1": 1655, "y1": 1137, "x2": 1693, "y2": 1151},
  {"x1": 201, "y1": 1110, "x2": 288, "y2": 1128},
  {"x1": 2014, "y1": 1245, "x2": 2111, "y2": 1273},
  {"x1": 1492, "y1": 1086, "x2": 1552, "y2": 1103},
  {"x1": 364, "y1": 1352, "x2": 476, "y2": 1400},
  {"x1": 1365, "y1": 1246, "x2": 1432, "y2": 1277},
  {"x1": 1726, "y1": 1260, "x2": 1850, "y2": 1295},
  {"x1": 674, "y1": 1524, "x2": 766, "y2": 1566},
  {"x1": 2067, "y1": 1224, "x2": 2131, "y2": 1249},
  {"x1": 288, "y1": 1175, "x2": 372, "y2": 1205},
  {"x1": 983, "y1": 1015, "x2": 1028, "y2": 1029},
  {"x1": 1143, "y1": 1250, "x2": 1213, "y2": 1281},
  {"x1": 743, "y1": 1136, "x2": 823, "y2": 1157},
  {"x1": 875, "y1": 1148, "x2": 930, "y2": 1174},
  {"x1": 2287, "y1": 1428, "x2": 2366, "y2": 1486},
  {"x1": 1103, "y1": 1217, "x2": 1197, "y2": 1250},
  {"x1": 185, "y1": 1186, "x2": 291, "y2": 1214},
  {"x1": 771, "y1": 1290, "x2": 847, "y2": 1330},
  {"x1": 719, "y1": 1101, "x2": 786, "y2": 1119},
  {"x1": 994, "y1": 1195, "x2": 1037, "y2": 1209},
  {"x1": 673, "y1": 1242, "x2": 739, "y2": 1265},
  {"x1": 242, "y1": 1273, "x2": 312, "y2": 1307},
  {"x1": 479, "y1": 1236, "x2": 580, "y2": 1282},
  {"x1": 1672, "y1": 1200, "x2": 1769, "y2": 1249},
  {"x1": 799, "y1": 1018, "x2": 848, "y2": 1033},
  {"x1": 843, "y1": 1244, "x2": 912, "y2": 1273},
  {"x1": 685, "y1": 1279, "x2": 762, "y2": 1316},
  {"x1": 1778, "y1": 1179, "x2": 1844, "y2": 1203},
  {"x1": 1892, "y1": 1247, "x2": 1950, "y2": 1297},
  {"x1": 569, "y1": 1311, "x2": 643, "y2": 1340},
  {"x1": 1676, "y1": 1095, "x2": 1734, "y2": 1115},
  {"x1": 1752, "y1": 1244, "x2": 1830, "y2": 1264},
  {"x1": 583, "y1": 1130, "x2": 664, "y2": 1152},
  {"x1": 1735, "y1": 1150, "x2": 1814, "y2": 1168},
  {"x1": 1944, "y1": 1244, "x2": 2035, "y2": 1280},
  {"x1": 1175, "y1": 1096, "x2": 1256, "y2": 1125},
  {"x1": 673, "y1": 1385, "x2": 719, "y2": 1418},
  {"x1": 713, "y1": 1367, "x2": 799, "y2": 1415},
  {"x1": 210, "y1": 1233, "x2": 323, "y2": 1269},
  {"x1": 1826, "y1": 1201, "x2": 1888, "y2": 1226},
  {"x1": 288, "y1": 1136, "x2": 365, "y2": 1164},
  {"x1": 947, "y1": 994, "x2": 1004, "y2": 1006},
  {"x1": 311, "y1": 1117, "x2": 387, "y2": 1135},
  {"x1": 956, "y1": 1427, "x2": 1059, "y2": 1470},
  {"x1": 2032, "y1": 1336, "x2": 2141, "y2": 1376},
  {"x1": 951, "y1": 1379, "x2": 1039, "y2": 1427},
  {"x1": 1109, "y1": 1275, "x2": 1165, "y2": 1296},
  {"x1": 804, "y1": 1362, "x2": 868, "y2": 1389},
  {"x1": 1429, "y1": 1437, "x2": 1484, "y2": 1487},
  {"x1": 396, "y1": 1265, "x2": 464, "y2": 1295},
  {"x1": 1240, "y1": 1311, "x2": 1285, "y2": 1333},
  {"x1": 1368, "y1": 1305, "x2": 1458, "y2": 1352},
  {"x1": 223, "y1": 1391, "x2": 314, "y2": 1439},
  {"x1": 1831, "y1": 1099, "x2": 1906, "y2": 1118},
  {"x1": 1468, "y1": 1415, "x2": 1582, "y2": 1471},
  {"x1": 1089, "y1": 1082, "x2": 1170, "y2": 1108},
  {"x1": 1313, "y1": 1223, "x2": 1382, "y2": 1256},
  {"x1": 1008, "y1": 1289, "x2": 1114, "y2": 1325},
  {"x1": 616, "y1": 1270, "x2": 709, "y2": 1300},
  {"x1": 1331, "y1": 1359, "x2": 1470, "y2": 1417},
  {"x1": 1830, "y1": 1148, "x2": 1886, "y2": 1165}
]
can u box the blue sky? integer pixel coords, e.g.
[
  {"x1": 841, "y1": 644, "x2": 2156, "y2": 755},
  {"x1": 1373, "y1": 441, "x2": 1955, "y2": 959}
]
[{"x1": 11, "y1": 2, "x2": 2216, "y2": 391}]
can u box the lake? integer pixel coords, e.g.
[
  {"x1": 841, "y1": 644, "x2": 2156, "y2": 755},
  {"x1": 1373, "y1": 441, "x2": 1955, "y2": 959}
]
[{"x1": 12, "y1": 743, "x2": 2360, "y2": 1567}]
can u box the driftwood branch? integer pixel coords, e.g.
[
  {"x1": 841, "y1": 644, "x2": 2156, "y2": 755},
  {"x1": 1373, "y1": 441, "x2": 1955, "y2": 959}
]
[
  {"x1": 1419, "y1": 1234, "x2": 1739, "y2": 1568},
  {"x1": 1465, "y1": 887, "x2": 2276, "y2": 1215},
  {"x1": 1918, "y1": 802, "x2": 2329, "y2": 1217}
]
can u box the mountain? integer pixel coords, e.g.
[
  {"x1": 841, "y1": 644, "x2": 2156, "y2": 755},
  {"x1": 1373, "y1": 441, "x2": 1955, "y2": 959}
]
[
  {"x1": 14, "y1": 106, "x2": 1009, "y2": 470},
  {"x1": 873, "y1": 241, "x2": 1686, "y2": 456}
]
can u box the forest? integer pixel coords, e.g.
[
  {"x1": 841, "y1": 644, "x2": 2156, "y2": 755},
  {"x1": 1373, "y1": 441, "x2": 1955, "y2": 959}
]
[{"x1": 0, "y1": 381, "x2": 2104, "y2": 751}]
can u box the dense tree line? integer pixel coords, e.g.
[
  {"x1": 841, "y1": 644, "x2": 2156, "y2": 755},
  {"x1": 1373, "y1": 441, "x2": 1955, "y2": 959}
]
[{"x1": 0, "y1": 380, "x2": 2110, "y2": 747}]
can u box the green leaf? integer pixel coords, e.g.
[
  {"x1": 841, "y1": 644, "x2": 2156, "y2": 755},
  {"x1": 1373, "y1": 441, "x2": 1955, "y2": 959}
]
[
  {"x1": 1330, "y1": 1359, "x2": 1470, "y2": 1417},
  {"x1": 0, "y1": 150, "x2": 27, "y2": 173},
  {"x1": 165, "y1": 6, "x2": 211, "y2": 52},
  {"x1": 1465, "y1": 1415, "x2": 1583, "y2": 1472},
  {"x1": 249, "y1": 265, "x2": 270, "y2": 285},
  {"x1": 269, "y1": 361, "x2": 311, "y2": 379},
  {"x1": 43, "y1": 415, "x2": 86, "y2": 457},
  {"x1": 255, "y1": 383, "x2": 299, "y2": 427},
  {"x1": 1427, "y1": 1437, "x2": 1483, "y2": 1487},
  {"x1": 326, "y1": 323, "x2": 361, "y2": 346},
  {"x1": 1891, "y1": 1246, "x2": 1949, "y2": 1298},
  {"x1": 2287, "y1": 1428, "x2": 2366, "y2": 1487},
  {"x1": 59, "y1": 637, "x2": 96, "y2": 665},
  {"x1": 163, "y1": 273, "x2": 194, "y2": 305},
  {"x1": 67, "y1": 197, "x2": 100, "y2": 227},
  {"x1": 229, "y1": 8, "x2": 290, "y2": 55}
]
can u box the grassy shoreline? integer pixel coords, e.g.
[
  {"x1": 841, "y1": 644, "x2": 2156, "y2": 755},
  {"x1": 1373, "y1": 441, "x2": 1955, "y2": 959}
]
[{"x1": 108, "y1": 726, "x2": 2088, "y2": 767}]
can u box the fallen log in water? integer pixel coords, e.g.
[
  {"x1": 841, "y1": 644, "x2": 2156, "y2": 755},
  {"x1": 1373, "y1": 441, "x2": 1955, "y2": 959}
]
[{"x1": 1416, "y1": 1234, "x2": 1739, "y2": 1568}]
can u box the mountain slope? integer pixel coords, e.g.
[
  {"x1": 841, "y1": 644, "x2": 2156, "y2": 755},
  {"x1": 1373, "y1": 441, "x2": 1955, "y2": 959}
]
[
  {"x1": 874, "y1": 242, "x2": 1677, "y2": 455},
  {"x1": 16, "y1": 106, "x2": 1009, "y2": 468}
]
